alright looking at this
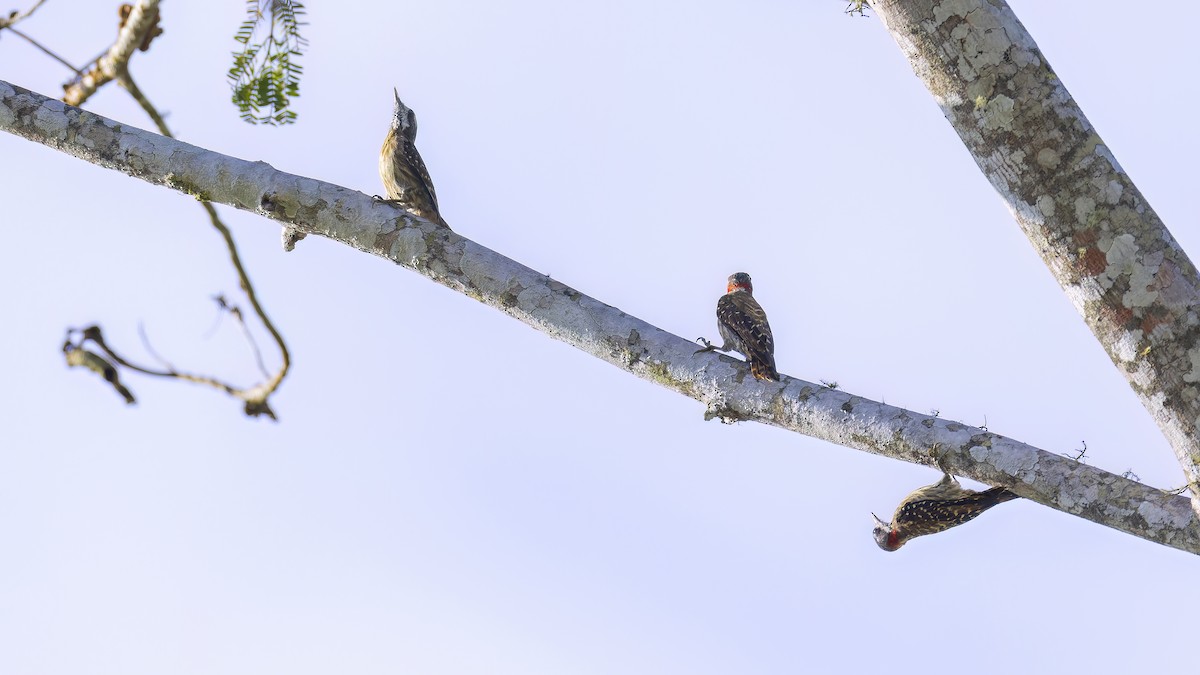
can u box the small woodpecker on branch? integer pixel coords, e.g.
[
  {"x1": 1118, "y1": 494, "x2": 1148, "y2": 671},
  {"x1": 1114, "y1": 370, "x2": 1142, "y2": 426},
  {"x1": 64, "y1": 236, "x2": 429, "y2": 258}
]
[
  {"x1": 872, "y1": 473, "x2": 1018, "y2": 551},
  {"x1": 696, "y1": 272, "x2": 779, "y2": 381},
  {"x1": 378, "y1": 88, "x2": 446, "y2": 227}
]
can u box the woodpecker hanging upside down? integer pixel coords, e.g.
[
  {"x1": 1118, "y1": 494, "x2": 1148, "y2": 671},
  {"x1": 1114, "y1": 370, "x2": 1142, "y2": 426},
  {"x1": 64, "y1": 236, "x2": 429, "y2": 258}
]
[
  {"x1": 872, "y1": 473, "x2": 1018, "y2": 551},
  {"x1": 696, "y1": 272, "x2": 780, "y2": 381},
  {"x1": 378, "y1": 88, "x2": 446, "y2": 227}
]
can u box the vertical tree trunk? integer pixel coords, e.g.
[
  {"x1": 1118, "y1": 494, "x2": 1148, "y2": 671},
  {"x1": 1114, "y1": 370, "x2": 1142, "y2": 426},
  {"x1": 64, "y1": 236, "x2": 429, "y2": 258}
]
[{"x1": 868, "y1": 0, "x2": 1200, "y2": 515}]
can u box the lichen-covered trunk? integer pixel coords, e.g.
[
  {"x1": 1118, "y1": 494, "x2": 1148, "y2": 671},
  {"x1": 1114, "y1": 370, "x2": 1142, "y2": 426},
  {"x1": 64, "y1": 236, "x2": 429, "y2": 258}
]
[{"x1": 870, "y1": 0, "x2": 1200, "y2": 516}]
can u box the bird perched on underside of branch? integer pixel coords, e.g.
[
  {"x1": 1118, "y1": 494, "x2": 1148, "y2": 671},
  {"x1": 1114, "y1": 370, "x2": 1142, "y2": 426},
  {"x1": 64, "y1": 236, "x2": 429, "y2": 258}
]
[
  {"x1": 872, "y1": 473, "x2": 1018, "y2": 551},
  {"x1": 378, "y1": 88, "x2": 446, "y2": 227},
  {"x1": 695, "y1": 272, "x2": 779, "y2": 381}
]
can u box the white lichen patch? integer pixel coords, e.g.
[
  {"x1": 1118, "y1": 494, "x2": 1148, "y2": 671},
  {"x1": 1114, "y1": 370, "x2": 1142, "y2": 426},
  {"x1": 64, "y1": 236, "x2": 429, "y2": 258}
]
[
  {"x1": 457, "y1": 246, "x2": 497, "y2": 294},
  {"x1": 980, "y1": 444, "x2": 1038, "y2": 479},
  {"x1": 516, "y1": 285, "x2": 555, "y2": 312},
  {"x1": 980, "y1": 94, "x2": 1015, "y2": 131},
  {"x1": 1138, "y1": 499, "x2": 1191, "y2": 529},
  {"x1": 1009, "y1": 48, "x2": 1038, "y2": 69},
  {"x1": 34, "y1": 100, "x2": 69, "y2": 139},
  {"x1": 1112, "y1": 332, "x2": 1141, "y2": 364},
  {"x1": 1036, "y1": 194, "x2": 1056, "y2": 218},
  {"x1": 932, "y1": 0, "x2": 976, "y2": 26},
  {"x1": 954, "y1": 8, "x2": 1011, "y2": 70},
  {"x1": 1073, "y1": 195, "x2": 1096, "y2": 225},
  {"x1": 1057, "y1": 480, "x2": 1100, "y2": 511},
  {"x1": 388, "y1": 227, "x2": 426, "y2": 265},
  {"x1": 295, "y1": 178, "x2": 321, "y2": 207},
  {"x1": 1100, "y1": 179, "x2": 1124, "y2": 205},
  {"x1": 1036, "y1": 147, "x2": 1060, "y2": 169},
  {"x1": 1009, "y1": 195, "x2": 1044, "y2": 230},
  {"x1": 1099, "y1": 233, "x2": 1137, "y2": 291},
  {"x1": 1124, "y1": 249, "x2": 1162, "y2": 308}
]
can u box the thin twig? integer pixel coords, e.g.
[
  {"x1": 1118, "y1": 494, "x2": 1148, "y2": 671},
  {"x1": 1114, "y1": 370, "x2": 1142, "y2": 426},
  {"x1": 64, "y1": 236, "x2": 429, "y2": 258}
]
[
  {"x1": 0, "y1": 0, "x2": 50, "y2": 29},
  {"x1": 212, "y1": 295, "x2": 272, "y2": 380},
  {"x1": 80, "y1": 325, "x2": 240, "y2": 396},
  {"x1": 63, "y1": 0, "x2": 160, "y2": 106},
  {"x1": 118, "y1": 70, "x2": 290, "y2": 404},
  {"x1": 5, "y1": 27, "x2": 83, "y2": 75},
  {"x1": 137, "y1": 321, "x2": 176, "y2": 372}
]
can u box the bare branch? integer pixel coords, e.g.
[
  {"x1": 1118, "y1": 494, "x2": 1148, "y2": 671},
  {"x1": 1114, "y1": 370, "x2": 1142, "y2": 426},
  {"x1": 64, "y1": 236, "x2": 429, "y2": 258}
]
[
  {"x1": 3, "y1": 80, "x2": 1196, "y2": 553},
  {"x1": 117, "y1": 69, "x2": 290, "y2": 396},
  {"x1": 0, "y1": 0, "x2": 50, "y2": 29},
  {"x1": 71, "y1": 324, "x2": 275, "y2": 419},
  {"x1": 62, "y1": 339, "x2": 136, "y2": 404},
  {"x1": 4, "y1": 2, "x2": 287, "y2": 419},
  {"x1": 212, "y1": 295, "x2": 272, "y2": 380},
  {"x1": 3, "y1": 26, "x2": 83, "y2": 74},
  {"x1": 63, "y1": 0, "x2": 162, "y2": 106}
]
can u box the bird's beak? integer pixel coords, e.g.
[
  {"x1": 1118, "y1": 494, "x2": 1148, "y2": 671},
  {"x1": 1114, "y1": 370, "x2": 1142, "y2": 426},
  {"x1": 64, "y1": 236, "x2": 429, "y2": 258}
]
[{"x1": 871, "y1": 513, "x2": 888, "y2": 527}]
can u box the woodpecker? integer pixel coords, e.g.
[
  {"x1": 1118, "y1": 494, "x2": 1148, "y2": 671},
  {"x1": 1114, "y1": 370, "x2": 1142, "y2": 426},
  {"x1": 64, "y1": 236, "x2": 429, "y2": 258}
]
[
  {"x1": 872, "y1": 473, "x2": 1018, "y2": 551},
  {"x1": 379, "y1": 88, "x2": 446, "y2": 226},
  {"x1": 695, "y1": 272, "x2": 779, "y2": 381}
]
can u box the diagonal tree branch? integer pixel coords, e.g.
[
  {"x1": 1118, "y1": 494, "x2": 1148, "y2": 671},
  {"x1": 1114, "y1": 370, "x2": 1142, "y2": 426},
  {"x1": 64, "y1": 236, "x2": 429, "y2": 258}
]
[
  {"x1": 2, "y1": 80, "x2": 1197, "y2": 554},
  {"x1": 865, "y1": 0, "x2": 1200, "y2": 518}
]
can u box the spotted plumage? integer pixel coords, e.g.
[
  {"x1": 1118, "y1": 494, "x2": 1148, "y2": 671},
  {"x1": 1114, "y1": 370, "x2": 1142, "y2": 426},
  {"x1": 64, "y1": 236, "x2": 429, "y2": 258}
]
[
  {"x1": 379, "y1": 88, "x2": 445, "y2": 226},
  {"x1": 872, "y1": 473, "x2": 1018, "y2": 551},
  {"x1": 696, "y1": 272, "x2": 779, "y2": 381}
]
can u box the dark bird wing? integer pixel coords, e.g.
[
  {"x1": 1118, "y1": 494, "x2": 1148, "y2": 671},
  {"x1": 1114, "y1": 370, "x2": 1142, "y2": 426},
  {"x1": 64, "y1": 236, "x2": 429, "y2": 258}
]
[
  {"x1": 403, "y1": 139, "x2": 439, "y2": 214},
  {"x1": 894, "y1": 487, "x2": 1017, "y2": 540},
  {"x1": 717, "y1": 292, "x2": 778, "y2": 380}
]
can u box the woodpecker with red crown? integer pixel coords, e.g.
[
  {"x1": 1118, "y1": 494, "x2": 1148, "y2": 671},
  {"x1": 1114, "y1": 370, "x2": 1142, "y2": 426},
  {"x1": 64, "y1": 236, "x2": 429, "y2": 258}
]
[
  {"x1": 379, "y1": 88, "x2": 446, "y2": 227},
  {"x1": 872, "y1": 473, "x2": 1018, "y2": 551},
  {"x1": 696, "y1": 272, "x2": 779, "y2": 381}
]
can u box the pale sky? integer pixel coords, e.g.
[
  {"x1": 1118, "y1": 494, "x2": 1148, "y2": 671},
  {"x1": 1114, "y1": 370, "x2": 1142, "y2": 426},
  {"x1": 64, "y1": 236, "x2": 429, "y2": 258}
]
[{"x1": 2, "y1": 2, "x2": 1198, "y2": 673}]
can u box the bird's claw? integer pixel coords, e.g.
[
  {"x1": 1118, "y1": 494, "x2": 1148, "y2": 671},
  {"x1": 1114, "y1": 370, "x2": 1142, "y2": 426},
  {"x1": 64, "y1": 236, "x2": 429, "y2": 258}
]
[
  {"x1": 929, "y1": 443, "x2": 954, "y2": 476},
  {"x1": 694, "y1": 337, "x2": 716, "y2": 355}
]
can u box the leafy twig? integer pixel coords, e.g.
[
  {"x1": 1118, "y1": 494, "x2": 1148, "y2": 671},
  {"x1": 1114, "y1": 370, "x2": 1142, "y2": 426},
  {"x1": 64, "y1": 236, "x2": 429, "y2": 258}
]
[{"x1": 227, "y1": 0, "x2": 308, "y2": 125}]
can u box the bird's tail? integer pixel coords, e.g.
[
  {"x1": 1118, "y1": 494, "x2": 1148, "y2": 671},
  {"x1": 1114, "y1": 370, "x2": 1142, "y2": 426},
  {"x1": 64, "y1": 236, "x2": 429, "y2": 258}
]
[{"x1": 750, "y1": 359, "x2": 780, "y2": 382}]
